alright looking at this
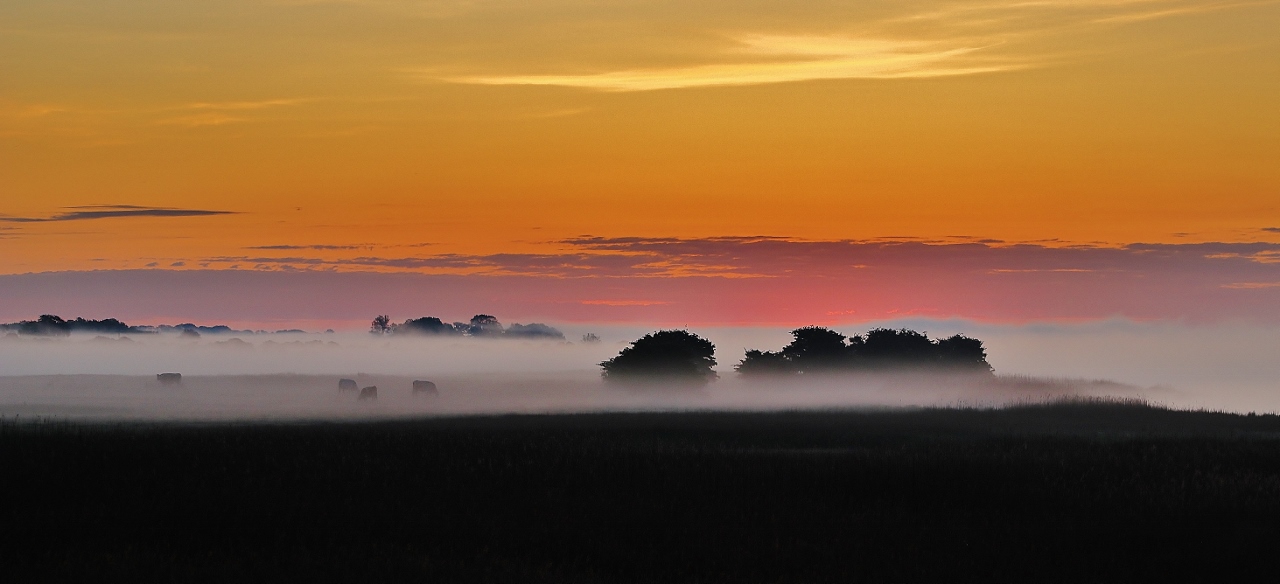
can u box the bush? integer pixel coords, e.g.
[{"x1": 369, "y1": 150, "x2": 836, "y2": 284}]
[
  {"x1": 601, "y1": 330, "x2": 717, "y2": 385},
  {"x1": 738, "y1": 326, "x2": 992, "y2": 375}
]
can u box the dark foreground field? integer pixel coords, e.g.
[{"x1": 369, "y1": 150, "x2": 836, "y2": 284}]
[{"x1": 5, "y1": 403, "x2": 1280, "y2": 583}]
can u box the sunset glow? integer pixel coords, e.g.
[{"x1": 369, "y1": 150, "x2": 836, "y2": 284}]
[{"x1": 3, "y1": 0, "x2": 1278, "y2": 325}]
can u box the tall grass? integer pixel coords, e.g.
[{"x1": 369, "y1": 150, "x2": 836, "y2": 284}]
[{"x1": 4, "y1": 408, "x2": 1280, "y2": 582}]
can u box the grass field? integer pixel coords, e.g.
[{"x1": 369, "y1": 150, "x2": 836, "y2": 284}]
[{"x1": 5, "y1": 401, "x2": 1280, "y2": 582}]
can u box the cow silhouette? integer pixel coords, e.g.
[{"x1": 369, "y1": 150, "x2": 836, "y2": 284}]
[
  {"x1": 412, "y1": 380, "x2": 438, "y2": 395},
  {"x1": 358, "y1": 386, "x2": 378, "y2": 401},
  {"x1": 157, "y1": 373, "x2": 182, "y2": 386},
  {"x1": 338, "y1": 378, "x2": 357, "y2": 391}
]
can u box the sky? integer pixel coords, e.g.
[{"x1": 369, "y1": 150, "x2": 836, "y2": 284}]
[{"x1": 2, "y1": 0, "x2": 1279, "y2": 326}]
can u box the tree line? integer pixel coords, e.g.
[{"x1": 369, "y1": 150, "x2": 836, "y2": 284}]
[
  {"x1": 0, "y1": 315, "x2": 142, "y2": 336},
  {"x1": 0, "y1": 315, "x2": 295, "y2": 336},
  {"x1": 601, "y1": 326, "x2": 992, "y2": 384},
  {"x1": 371, "y1": 314, "x2": 566, "y2": 340},
  {"x1": 737, "y1": 326, "x2": 992, "y2": 375}
]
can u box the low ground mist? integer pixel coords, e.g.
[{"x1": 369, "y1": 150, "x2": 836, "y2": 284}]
[
  {"x1": 0, "y1": 371, "x2": 1146, "y2": 421},
  {"x1": 1, "y1": 319, "x2": 1277, "y2": 419}
]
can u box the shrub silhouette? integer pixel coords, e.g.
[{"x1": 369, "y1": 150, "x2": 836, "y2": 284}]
[
  {"x1": 395, "y1": 316, "x2": 460, "y2": 336},
  {"x1": 738, "y1": 326, "x2": 992, "y2": 375},
  {"x1": 21, "y1": 315, "x2": 71, "y2": 336},
  {"x1": 783, "y1": 326, "x2": 851, "y2": 371},
  {"x1": 935, "y1": 334, "x2": 991, "y2": 370},
  {"x1": 860, "y1": 328, "x2": 937, "y2": 365},
  {"x1": 466, "y1": 314, "x2": 504, "y2": 337},
  {"x1": 2, "y1": 315, "x2": 142, "y2": 336},
  {"x1": 504, "y1": 323, "x2": 565, "y2": 339},
  {"x1": 601, "y1": 330, "x2": 717, "y2": 384},
  {"x1": 373, "y1": 314, "x2": 564, "y2": 339},
  {"x1": 734, "y1": 349, "x2": 793, "y2": 375}
]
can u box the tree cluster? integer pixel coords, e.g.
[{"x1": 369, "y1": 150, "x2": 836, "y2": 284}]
[
  {"x1": 600, "y1": 330, "x2": 717, "y2": 384},
  {"x1": 371, "y1": 314, "x2": 565, "y2": 340},
  {"x1": 0, "y1": 315, "x2": 143, "y2": 336},
  {"x1": 737, "y1": 326, "x2": 992, "y2": 375}
]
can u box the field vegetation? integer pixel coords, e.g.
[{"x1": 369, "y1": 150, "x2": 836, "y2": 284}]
[{"x1": 4, "y1": 402, "x2": 1280, "y2": 582}]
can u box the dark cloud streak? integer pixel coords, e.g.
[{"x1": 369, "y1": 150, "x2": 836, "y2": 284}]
[
  {"x1": 1, "y1": 205, "x2": 238, "y2": 223},
  {"x1": 245, "y1": 244, "x2": 366, "y2": 251}
]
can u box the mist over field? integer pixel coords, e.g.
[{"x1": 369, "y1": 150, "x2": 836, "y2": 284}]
[{"x1": 2, "y1": 319, "x2": 1277, "y2": 419}]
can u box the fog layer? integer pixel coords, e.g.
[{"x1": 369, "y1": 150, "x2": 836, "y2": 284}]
[{"x1": 1, "y1": 319, "x2": 1277, "y2": 419}]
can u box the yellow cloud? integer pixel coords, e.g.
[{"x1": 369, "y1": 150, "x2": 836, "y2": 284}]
[
  {"x1": 178, "y1": 98, "x2": 309, "y2": 111},
  {"x1": 1221, "y1": 282, "x2": 1280, "y2": 289},
  {"x1": 445, "y1": 35, "x2": 1014, "y2": 92},
  {"x1": 1093, "y1": 0, "x2": 1274, "y2": 23},
  {"x1": 156, "y1": 113, "x2": 248, "y2": 127}
]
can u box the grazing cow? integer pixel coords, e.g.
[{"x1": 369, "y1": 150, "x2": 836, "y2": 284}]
[
  {"x1": 412, "y1": 380, "x2": 438, "y2": 395},
  {"x1": 358, "y1": 386, "x2": 378, "y2": 401},
  {"x1": 157, "y1": 373, "x2": 182, "y2": 386},
  {"x1": 338, "y1": 378, "x2": 357, "y2": 391}
]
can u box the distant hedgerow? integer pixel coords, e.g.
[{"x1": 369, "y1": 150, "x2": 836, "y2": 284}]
[{"x1": 736, "y1": 327, "x2": 992, "y2": 376}]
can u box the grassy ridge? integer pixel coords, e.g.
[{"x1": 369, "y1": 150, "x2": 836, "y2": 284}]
[{"x1": 4, "y1": 404, "x2": 1280, "y2": 582}]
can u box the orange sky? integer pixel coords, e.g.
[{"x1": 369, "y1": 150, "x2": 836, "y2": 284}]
[{"x1": 2, "y1": 0, "x2": 1279, "y2": 277}]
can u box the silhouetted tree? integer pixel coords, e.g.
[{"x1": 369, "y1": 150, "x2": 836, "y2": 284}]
[
  {"x1": 935, "y1": 334, "x2": 993, "y2": 372},
  {"x1": 582, "y1": 333, "x2": 602, "y2": 343},
  {"x1": 734, "y1": 349, "x2": 794, "y2": 375},
  {"x1": 737, "y1": 326, "x2": 993, "y2": 376},
  {"x1": 860, "y1": 328, "x2": 936, "y2": 365},
  {"x1": 504, "y1": 323, "x2": 565, "y2": 339},
  {"x1": 783, "y1": 326, "x2": 852, "y2": 371},
  {"x1": 467, "y1": 314, "x2": 503, "y2": 337},
  {"x1": 601, "y1": 330, "x2": 717, "y2": 384},
  {"x1": 11, "y1": 315, "x2": 71, "y2": 336},
  {"x1": 396, "y1": 316, "x2": 459, "y2": 336},
  {"x1": 370, "y1": 315, "x2": 391, "y2": 335},
  {"x1": 68, "y1": 317, "x2": 132, "y2": 334}
]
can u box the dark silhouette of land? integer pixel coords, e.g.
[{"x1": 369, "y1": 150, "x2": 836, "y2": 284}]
[
  {"x1": 0, "y1": 314, "x2": 142, "y2": 336},
  {"x1": 0, "y1": 312, "x2": 571, "y2": 338},
  {"x1": 0, "y1": 314, "x2": 257, "y2": 336},
  {"x1": 600, "y1": 330, "x2": 718, "y2": 384},
  {"x1": 4, "y1": 404, "x2": 1280, "y2": 582},
  {"x1": 372, "y1": 314, "x2": 566, "y2": 340},
  {"x1": 739, "y1": 326, "x2": 993, "y2": 375}
]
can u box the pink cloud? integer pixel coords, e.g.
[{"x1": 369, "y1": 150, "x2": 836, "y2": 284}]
[{"x1": 2, "y1": 238, "x2": 1278, "y2": 327}]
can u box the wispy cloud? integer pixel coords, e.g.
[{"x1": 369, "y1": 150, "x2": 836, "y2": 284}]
[
  {"x1": 446, "y1": 35, "x2": 1015, "y2": 92},
  {"x1": 1222, "y1": 281, "x2": 1280, "y2": 289},
  {"x1": 3, "y1": 104, "x2": 71, "y2": 118},
  {"x1": 246, "y1": 244, "x2": 370, "y2": 251},
  {"x1": 156, "y1": 98, "x2": 308, "y2": 126},
  {"x1": 156, "y1": 113, "x2": 247, "y2": 127},
  {"x1": 43, "y1": 237, "x2": 1280, "y2": 324},
  {"x1": 179, "y1": 98, "x2": 308, "y2": 111},
  {"x1": 0, "y1": 205, "x2": 238, "y2": 223},
  {"x1": 1092, "y1": 0, "x2": 1272, "y2": 23},
  {"x1": 198, "y1": 238, "x2": 1280, "y2": 297},
  {"x1": 581, "y1": 299, "x2": 672, "y2": 306}
]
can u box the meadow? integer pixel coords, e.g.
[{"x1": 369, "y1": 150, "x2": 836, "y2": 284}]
[{"x1": 4, "y1": 402, "x2": 1280, "y2": 582}]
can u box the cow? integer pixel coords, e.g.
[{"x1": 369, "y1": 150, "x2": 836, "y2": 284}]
[
  {"x1": 358, "y1": 386, "x2": 378, "y2": 401},
  {"x1": 412, "y1": 380, "x2": 438, "y2": 396},
  {"x1": 338, "y1": 378, "x2": 358, "y2": 391},
  {"x1": 157, "y1": 373, "x2": 182, "y2": 386}
]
